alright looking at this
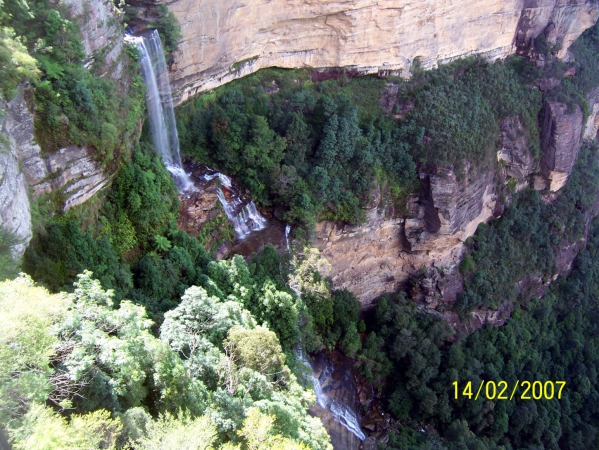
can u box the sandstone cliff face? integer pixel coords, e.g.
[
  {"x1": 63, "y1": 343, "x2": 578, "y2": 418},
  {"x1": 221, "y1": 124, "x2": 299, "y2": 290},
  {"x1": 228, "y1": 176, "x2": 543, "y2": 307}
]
[
  {"x1": 497, "y1": 116, "x2": 536, "y2": 179},
  {"x1": 314, "y1": 164, "x2": 497, "y2": 306},
  {"x1": 64, "y1": 0, "x2": 126, "y2": 78},
  {"x1": 149, "y1": 0, "x2": 599, "y2": 104},
  {"x1": 540, "y1": 101, "x2": 583, "y2": 191},
  {"x1": 1, "y1": 86, "x2": 113, "y2": 214},
  {"x1": 514, "y1": 0, "x2": 599, "y2": 58},
  {"x1": 0, "y1": 97, "x2": 32, "y2": 258},
  {"x1": 584, "y1": 86, "x2": 599, "y2": 140}
]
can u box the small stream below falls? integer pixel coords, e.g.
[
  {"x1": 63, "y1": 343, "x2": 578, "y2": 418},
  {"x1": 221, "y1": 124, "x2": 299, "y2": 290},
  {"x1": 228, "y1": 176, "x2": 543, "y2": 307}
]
[
  {"x1": 182, "y1": 162, "x2": 287, "y2": 257},
  {"x1": 300, "y1": 351, "x2": 365, "y2": 450},
  {"x1": 181, "y1": 164, "x2": 369, "y2": 447}
]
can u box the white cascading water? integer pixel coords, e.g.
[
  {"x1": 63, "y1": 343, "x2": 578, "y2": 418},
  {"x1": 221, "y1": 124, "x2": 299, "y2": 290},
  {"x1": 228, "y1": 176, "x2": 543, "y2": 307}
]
[
  {"x1": 202, "y1": 172, "x2": 267, "y2": 239},
  {"x1": 126, "y1": 30, "x2": 192, "y2": 192},
  {"x1": 296, "y1": 349, "x2": 366, "y2": 441},
  {"x1": 285, "y1": 224, "x2": 292, "y2": 251}
]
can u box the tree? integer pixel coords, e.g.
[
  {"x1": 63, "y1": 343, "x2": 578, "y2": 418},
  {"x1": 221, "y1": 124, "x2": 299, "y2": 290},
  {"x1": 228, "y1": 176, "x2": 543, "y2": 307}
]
[
  {"x1": 0, "y1": 26, "x2": 38, "y2": 99},
  {"x1": 55, "y1": 271, "x2": 159, "y2": 412},
  {"x1": 11, "y1": 406, "x2": 122, "y2": 450},
  {"x1": 134, "y1": 411, "x2": 217, "y2": 450},
  {"x1": 0, "y1": 275, "x2": 66, "y2": 426},
  {"x1": 224, "y1": 326, "x2": 286, "y2": 381}
]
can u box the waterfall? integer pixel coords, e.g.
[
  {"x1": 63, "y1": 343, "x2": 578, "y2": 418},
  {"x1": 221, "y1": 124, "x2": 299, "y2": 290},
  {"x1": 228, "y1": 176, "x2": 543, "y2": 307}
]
[
  {"x1": 285, "y1": 224, "x2": 291, "y2": 251},
  {"x1": 202, "y1": 172, "x2": 267, "y2": 239},
  {"x1": 296, "y1": 349, "x2": 366, "y2": 442},
  {"x1": 126, "y1": 30, "x2": 191, "y2": 191}
]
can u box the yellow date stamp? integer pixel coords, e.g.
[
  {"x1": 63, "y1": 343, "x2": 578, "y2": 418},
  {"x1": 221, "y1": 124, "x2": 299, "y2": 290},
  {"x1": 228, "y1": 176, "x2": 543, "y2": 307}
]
[{"x1": 452, "y1": 380, "x2": 566, "y2": 401}]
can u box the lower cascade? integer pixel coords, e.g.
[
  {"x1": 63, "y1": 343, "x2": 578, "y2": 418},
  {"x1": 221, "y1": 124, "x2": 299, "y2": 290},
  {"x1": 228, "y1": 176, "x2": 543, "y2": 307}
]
[
  {"x1": 297, "y1": 349, "x2": 366, "y2": 444},
  {"x1": 202, "y1": 171, "x2": 267, "y2": 239}
]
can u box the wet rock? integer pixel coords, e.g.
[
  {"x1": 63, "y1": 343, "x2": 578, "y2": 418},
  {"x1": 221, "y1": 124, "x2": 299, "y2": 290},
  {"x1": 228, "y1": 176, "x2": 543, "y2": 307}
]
[
  {"x1": 177, "y1": 188, "x2": 221, "y2": 236},
  {"x1": 308, "y1": 352, "x2": 363, "y2": 450},
  {"x1": 362, "y1": 411, "x2": 385, "y2": 432},
  {"x1": 540, "y1": 101, "x2": 583, "y2": 191}
]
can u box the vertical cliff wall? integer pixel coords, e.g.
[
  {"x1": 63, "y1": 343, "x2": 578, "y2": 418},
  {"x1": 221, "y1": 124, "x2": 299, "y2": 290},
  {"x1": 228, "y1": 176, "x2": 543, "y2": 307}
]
[{"x1": 141, "y1": 0, "x2": 598, "y2": 105}]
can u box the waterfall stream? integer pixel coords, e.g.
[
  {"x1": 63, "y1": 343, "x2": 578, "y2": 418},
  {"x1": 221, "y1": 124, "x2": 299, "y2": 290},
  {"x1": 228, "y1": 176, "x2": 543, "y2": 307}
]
[
  {"x1": 128, "y1": 31, "x2": 364, "y2": 442},
  {"x1": 126, "y1": 30, "x2": 192, "y2": 191}
]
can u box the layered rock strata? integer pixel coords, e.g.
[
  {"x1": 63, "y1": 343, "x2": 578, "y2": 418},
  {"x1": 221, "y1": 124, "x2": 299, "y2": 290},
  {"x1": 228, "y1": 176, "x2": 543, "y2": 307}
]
[
  {"x1": 1, "y1": 86, "x2": 112, "y2": 214},
  {"x1": 145, "y1": 0, "x2": 598, "y2": 104},
  {"x1": 64, "y1": 0, "x2": 126, "y2": 78}
]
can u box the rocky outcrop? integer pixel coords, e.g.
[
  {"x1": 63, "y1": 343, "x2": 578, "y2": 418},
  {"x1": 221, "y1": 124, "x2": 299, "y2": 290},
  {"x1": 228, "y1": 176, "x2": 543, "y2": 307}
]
[
  {"x1": 497, "y1": 116, "x2": 536, "y2": 179},
  {"x1": 64, "y1": 0, "x2": 126, "y2": 78},
  {"x1": 0, "y1": 98, "x2": 32, "y2": 258},
  {"x1": 584, "y1": 86, "x2": 599, "y2": 140},
  {"x1": 540, "y1": 101, "x2": 583, "y2": 191},
  {"x1": 0, "y1": 0, "x2": 132, "y2": 255},
  {"x1": 137, "y1": 0, "x2": 598, "y2": 104},
  {"x1": 514, "y1": 0, "x2": 599, "y2": 58},
  {"x1": 2, "y1": 86, "x2": 112, "y2": 213},
  {"x1": 315, "y1": 165, "x2": 497, "y2": 305}
]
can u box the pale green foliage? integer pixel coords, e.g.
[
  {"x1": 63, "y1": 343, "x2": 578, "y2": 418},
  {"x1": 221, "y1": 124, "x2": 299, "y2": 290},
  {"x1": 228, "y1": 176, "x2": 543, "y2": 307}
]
[
  {"x1": 12, "y1": 405, "x2": 121, "y2": 450},
  {"x1": 225, "y1": 326, "x2": 286, "y2": 378},
  {"x1": 206, "y1": 255, "x2": 255, "y2": 304},
  {"x1": 0, "y1": 26, "x2": 39, "y2": 99},
  {"x1": 154, "y1": 234, "x2": 172, "y2": 252},
  {"x1": 288, "y1": 248, "x2": 331, "y2": 298},
  {"x1": 56, "y1": 271, "x2": 159, "y2": 410},
  {"x1": 227, "y1": 407, "x2": 312, "y2": 450},
  {"x1": 0, "y1": 274, "x2": 66, "y2": 427},
  {"x1": 160, "y1": 284, "x2": 256, "y2": 395},
  {"x1": 151, "y1": 343, "x2": 209, "y2": 416},
  {"x1": 135, "y1": 411, "x2": 217, "y2": 450}
]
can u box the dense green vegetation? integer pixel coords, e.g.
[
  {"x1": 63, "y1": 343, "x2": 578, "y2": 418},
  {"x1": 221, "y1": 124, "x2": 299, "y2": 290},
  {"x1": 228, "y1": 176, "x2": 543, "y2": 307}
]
[
  {"x1": 176, "y1": 55, "x2": 545, "y2": 234},
  {"x1": 0, "y1": 271, "x2": 331, "y2": 449},
  {"x1": 177, "y1": 71, "x2": 417, "y2": 234},
  {"x1": 0, "y1": 0, "x2": 145, "y2": 164},
  {"x1": 358, "y1": 212, "x2": 599, "y2": 449},
  {"x1": 4, "y1": 1, "x2": 599, "y2": 448},
  {"x1": 456, "y1": 142, "x2": 599, "y2": 312}
]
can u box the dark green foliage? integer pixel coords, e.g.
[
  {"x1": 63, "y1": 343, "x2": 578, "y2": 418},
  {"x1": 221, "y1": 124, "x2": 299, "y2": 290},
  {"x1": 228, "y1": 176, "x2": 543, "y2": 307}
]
[
  {"x1": 457, "y1": 142, "x2": 599, "y2": 311},
  {"x1": 402, "y1": 57, "x2": 542, "y2": 169},
  {"x1": 100, "y1": 141, "x2": 180, "y2": 255},
  {"x1": 23, "y1": 220, "x2": 132, "y2": 299},
  {"x1": 366, "y1": 216, "x2": 599, "y2": 448},
  {"x1": 546, "y1": 20, "x2": 599, "y2": 117},
  {"x1": 361, "y1": 139, "x2": 599, "y2": 448},
  {"x1": 147, "y1": 5, "x2": 182, "y2": 64},
  {"x1": 177, "y1": 73, "x2": 417, "y2": 233}
]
